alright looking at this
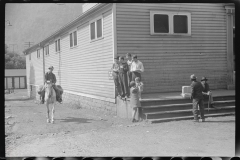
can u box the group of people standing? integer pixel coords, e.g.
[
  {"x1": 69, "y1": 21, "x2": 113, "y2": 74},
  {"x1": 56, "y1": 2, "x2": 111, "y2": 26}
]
[
  {"x1": 190, "y1": 74, "x2": 216, "y2": 122},
  {"x1": 111, "y1": 53, "x2": 144, "y2": 122},
  {"x1": 111, "y1": 53, "x2": 144, "y2": 99}
]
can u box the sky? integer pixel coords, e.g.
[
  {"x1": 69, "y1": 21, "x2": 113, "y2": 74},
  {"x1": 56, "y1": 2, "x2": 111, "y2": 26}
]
[{"x1": 5, "y1": 3, "x2": 83, "y2": 55}]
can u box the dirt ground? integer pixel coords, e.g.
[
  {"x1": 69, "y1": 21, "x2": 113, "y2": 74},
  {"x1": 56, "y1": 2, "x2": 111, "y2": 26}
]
[{"x1": 5, "y1": 90, "x2": 235, "y2": 157}]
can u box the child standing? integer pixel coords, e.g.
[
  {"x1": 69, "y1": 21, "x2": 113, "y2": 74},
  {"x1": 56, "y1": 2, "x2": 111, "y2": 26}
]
[
  {"x1": 129, "y1": 81, "x2": 141, "y2": 122},
  {"x1": 135, "y1": 77, "x2": 144, "y2": 100}
]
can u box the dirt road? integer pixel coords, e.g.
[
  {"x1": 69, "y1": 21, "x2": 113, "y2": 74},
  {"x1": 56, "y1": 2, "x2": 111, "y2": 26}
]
[{"x1": 5, "y1": 90, "x2": 235, "y2": 157}]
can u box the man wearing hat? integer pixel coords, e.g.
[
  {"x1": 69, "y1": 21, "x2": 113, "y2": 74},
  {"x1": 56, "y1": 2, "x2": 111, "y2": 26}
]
[
  {"x1": 190, "y1": 74, "x2": 205, "y2": 122},
  {"x1": 111, "y1": 56, "x2": 122, "y2": 97},
  {"x1": 201, "y1": 77, "x2": 215, "y2": 108},
  {"x1": 40, "y1": 66, "x2": 62, "y2": 104}
]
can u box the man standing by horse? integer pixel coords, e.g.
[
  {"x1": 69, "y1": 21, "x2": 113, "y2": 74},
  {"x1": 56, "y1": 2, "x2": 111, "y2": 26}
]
[{"x1": 40, "y1": 66, "x2": 62, "y2": 104}]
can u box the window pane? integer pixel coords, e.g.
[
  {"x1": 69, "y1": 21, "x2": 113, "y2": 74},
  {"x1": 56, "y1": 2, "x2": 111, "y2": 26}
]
[
  {"x1": 55, "y1": 41, "x2": 57, "y2": 52},
  {"x1": 74, "y1": 31, "x2": 77, "y2": 46},
  {"x1": 97, "y1": 19, "x2": 102, "y2": 38},
  {"x1": 58, "y1": 39, "x2": 60, "y2": 51},
  {"x1": 47, "y1": 46, "x2": 49, "y2": 55},
  {"x1": 154, "y1": 14, "x2": 169, "y2": 33},
  {"x1": 91, "y1": 22, "x2": 95, "y2": 40},
  {"x1": 70, "y1": 33, "x2": 73, "y2": 47},
  {"x1": 173, "y1": 15, "x2": 188, "y2": 33}
]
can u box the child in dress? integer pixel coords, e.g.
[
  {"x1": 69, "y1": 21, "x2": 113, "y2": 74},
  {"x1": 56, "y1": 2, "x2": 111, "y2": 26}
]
[
  {"x1": 135, "y1": 77, "x2": 143, "y2": 100},
  {"x1": 129, "y1": 81, "x2": 141, "y2": 123}
]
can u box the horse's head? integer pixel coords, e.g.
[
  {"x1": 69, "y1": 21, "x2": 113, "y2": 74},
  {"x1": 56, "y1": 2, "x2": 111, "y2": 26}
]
[{"x1": 45, "y1": 81, "x2": 53, "y2": 99}]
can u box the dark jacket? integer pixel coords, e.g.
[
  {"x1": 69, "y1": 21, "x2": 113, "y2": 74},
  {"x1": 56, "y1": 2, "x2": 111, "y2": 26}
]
[
  {"x1": 45, "y1": 72, "x2": 56, "y2": 84},
  {"x1": 190, "y1": 80, "x2": 204, "y2": 100},
  {"x1": 119, "y1": 62, "x2": 128, "y2": 74},
  {"x1": 202, "y1": 82, "x2": 210, "y2": 93}
]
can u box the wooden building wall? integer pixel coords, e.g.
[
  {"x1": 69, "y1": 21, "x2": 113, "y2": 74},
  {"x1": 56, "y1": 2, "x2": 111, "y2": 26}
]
[
  {"x1": 116, "y1": 3, "x2": 228, "y2": 93},
  {"x1": 44, "y1": 42, "x2": 60, "y2": 86},
  {"x1": 59, "y1": 5, "x2": 115, "y2": 99}
]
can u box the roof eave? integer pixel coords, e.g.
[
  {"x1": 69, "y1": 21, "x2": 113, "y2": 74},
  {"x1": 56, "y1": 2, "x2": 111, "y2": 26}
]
[{"x1": 23, "y1": 3, "x2": 108, "y2": 55}]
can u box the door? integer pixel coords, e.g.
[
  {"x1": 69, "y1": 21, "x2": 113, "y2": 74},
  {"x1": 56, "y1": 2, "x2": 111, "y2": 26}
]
[
  {"x1": 14, "y1": 77, "x2": 20, "y2": 89},
  {"x1": 7, "y1": 77, "x2": 13, "y2": 89},
  {"x1": 20, "y1": 77, "x2": 25, "y2": 88}
]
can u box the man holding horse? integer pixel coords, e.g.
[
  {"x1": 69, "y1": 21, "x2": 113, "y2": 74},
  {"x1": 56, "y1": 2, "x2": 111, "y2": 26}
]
[{"x1": 40, "y1": 66, "x2": 62, "y2": 104}]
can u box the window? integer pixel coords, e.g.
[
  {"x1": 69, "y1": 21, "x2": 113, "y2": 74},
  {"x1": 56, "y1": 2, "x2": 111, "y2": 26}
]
[
  {"x1": 37, "y1": 49, "x2": 40, "y2": 58},
  {"x1": 150, "y1": 11, "x2": 191, "y2": 35},
  {"x1": 70, "y1": 30, "x2": 77, "y2": 48},
  {"x1": 90, "y1": 17, "x2": 103, "y2": 41},
  {"x1": 44, "y1": 45, "x2": 49, "y2": 56},
  {"x1": 55, "y1": 39, "x2": 60, "y2": 52},
  {"x1": 29, "y1": 53, "x2": 31, "y2": 60}
]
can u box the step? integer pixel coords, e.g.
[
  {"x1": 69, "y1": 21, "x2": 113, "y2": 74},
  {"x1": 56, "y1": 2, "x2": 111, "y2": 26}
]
[
  {"x1": 142, "y1": 100, "x2": 235, "y2": 113},
  {"x1": 141, "y1": 95, "x2": 235, "y2": 107},
  {"x1": 145, "y1": 106, "x2": 235, "y2": 120},
  {"x1": 147, "y1": 112, "x2": 235, "y2": 123}
]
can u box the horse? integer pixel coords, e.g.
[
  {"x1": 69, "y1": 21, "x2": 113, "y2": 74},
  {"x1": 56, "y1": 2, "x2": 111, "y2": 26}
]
[{"x1": 44, "y1": 81, "x2": 56, "y2": 123}]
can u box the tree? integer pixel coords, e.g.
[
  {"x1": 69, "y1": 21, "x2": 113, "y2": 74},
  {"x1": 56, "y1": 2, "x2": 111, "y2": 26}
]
[{"x1": 5, "y1": 50, "x2": 26, "y2": 69}]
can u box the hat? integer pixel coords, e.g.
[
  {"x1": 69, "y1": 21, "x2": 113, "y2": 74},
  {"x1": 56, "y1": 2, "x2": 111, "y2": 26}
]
[
  {"x1": 133, "y1": 55, "x2": 137, "y2": 59},
  {"x1": 201, "y1": 77, "x2": 208, "y2": 81},
  {"x1": 48, "y1": 66, "x2": 54, "y2": 69},
  {"x1": 126, "y1": 53, "x2": 131, "y2": 57},
  {"x1": 129, "y1": 81, "x2": 135, "y2": 87},
  {"x1": 190, "y1": 74, "x2": 197, "y2": 80},
  {"x1": 114, "y1": 56, "x2": 120, "y2": 60}
]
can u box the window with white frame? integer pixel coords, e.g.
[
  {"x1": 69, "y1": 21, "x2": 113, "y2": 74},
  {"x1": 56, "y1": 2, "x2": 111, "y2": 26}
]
[
  {"x1": 44, "y1": 45, "x2": 49, "y2": 56},
  {"x1": 37, "y1": 49, "x2": 40, "y2": 58},
  {"x1": 55, "y1": 39, "x2": 61, "y2": 52},
  {"x1": 70, "y1": 30, "x2": 77, "y2": 48},
  {"x1": 90, "y1": 16, "x2": 103, "y2": 41},
  {"x1": 150, "y1": 11, "x2": 191, "y2": 35}
]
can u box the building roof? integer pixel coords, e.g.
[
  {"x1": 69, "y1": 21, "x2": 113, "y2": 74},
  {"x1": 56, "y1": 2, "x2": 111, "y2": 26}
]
[
  {"x1": 23, "y1": 3, "x2": 107, "y2": 55},
  {"x1": 5, "y1": 69, "x2": 26, "y2": 76}
]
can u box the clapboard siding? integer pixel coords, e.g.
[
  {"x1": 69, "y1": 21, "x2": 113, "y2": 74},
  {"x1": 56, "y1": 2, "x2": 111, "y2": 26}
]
[
  {"x1": 29, "y1": 50, "x2": 43, "y2": 86},
  {"x1": 60, "y1": 7, "x2": 114, "y2": 98},
  {"x1": 116, "y1": 3, "x2": 227, "y2": 93},
  {"x1": 44, "y1": 42, "x2": 60, "y2": 86}
]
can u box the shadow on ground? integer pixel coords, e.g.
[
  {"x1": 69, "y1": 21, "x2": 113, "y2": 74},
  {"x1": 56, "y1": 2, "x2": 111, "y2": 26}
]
[
  {"x1": 204, "y1": 120, "x2": 235, "y2": 123},
  {"x1": 56, "y1": 117, "x2": 94, "y2": 124}
]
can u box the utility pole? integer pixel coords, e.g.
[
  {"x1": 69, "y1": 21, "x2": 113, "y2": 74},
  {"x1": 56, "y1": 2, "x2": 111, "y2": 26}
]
[{"x1": 24, "y1": 42, "x2": 34, "y2": 49}]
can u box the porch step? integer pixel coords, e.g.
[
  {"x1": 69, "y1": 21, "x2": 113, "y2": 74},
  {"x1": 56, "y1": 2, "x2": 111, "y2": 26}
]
[
  {"x1": 144, "y1": 106, "x2": 235, "y2": 120},
  {"x1": 141, "y1": 95, "x2": 235, "y2": 107},
  {"x1": 147, "y1": 112, "x2": 235, "y2": 123},
  {"x1": 142, "y1": 100, "x2": 235, "y2": 113}
]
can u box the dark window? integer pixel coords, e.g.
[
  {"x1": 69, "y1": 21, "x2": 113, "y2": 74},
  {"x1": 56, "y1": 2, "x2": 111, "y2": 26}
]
[
  {"x1": 97, "y1": 19, "x2": 102, "y2": 38},
  {"x1": 58, "y1": 39, "x2": 60, "y2": 51},
  {"x1": 173, "y1": 15, "x2": 188, "y2": 33},
  {"x1": 73, "y1": 31, "x2": 77, "y2": 46},
  {"x1": 91, "y1": 22, "x2": 95, "y2": 40},
  {"x1": 55, "y1": 40, "x2": 57, "y2": 52},
  {"x1": 70, "y1": 33, "x2": 73, "y2": 47},
  {"x1": 29, "y1": 53, "x2": 31, "y2": 60},
  {"x1": 154, "y1": 14, "x2": 169, "y2": 33},
  {"x1": 44, "y1": 45, "x2": 49, "y2": 56}
]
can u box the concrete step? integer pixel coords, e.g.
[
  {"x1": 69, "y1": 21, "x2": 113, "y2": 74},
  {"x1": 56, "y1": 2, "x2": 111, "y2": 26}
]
[
  {"x1": 141, "y1": 95, "x2": 235, "y2": 107},
  {"x1": 145, "y1": 106, "x2": 235, "y2": 120},
  {"x1": 142, "y1": 100, "x2": 235, "y2": 113},
  {"x1": 147, "y1": 112, "x2": 235, "y2": 123}
]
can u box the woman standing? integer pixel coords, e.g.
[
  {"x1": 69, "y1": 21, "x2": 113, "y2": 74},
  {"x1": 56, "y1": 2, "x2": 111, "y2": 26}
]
[{"x1": 118, "y1": 56, "x2": 130, "y2": 98}]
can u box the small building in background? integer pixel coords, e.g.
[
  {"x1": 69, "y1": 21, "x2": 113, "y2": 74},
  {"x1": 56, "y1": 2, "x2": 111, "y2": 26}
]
[{"x1": 5, "y1": 69, "x2": 27, "y2": 89}]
